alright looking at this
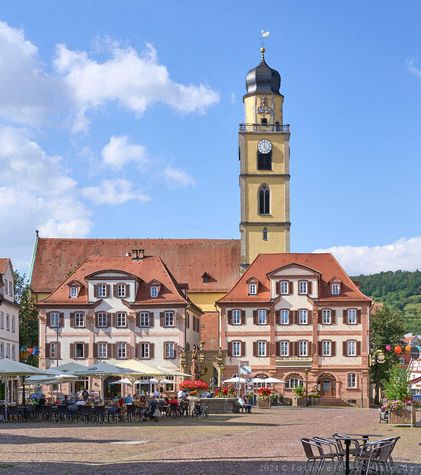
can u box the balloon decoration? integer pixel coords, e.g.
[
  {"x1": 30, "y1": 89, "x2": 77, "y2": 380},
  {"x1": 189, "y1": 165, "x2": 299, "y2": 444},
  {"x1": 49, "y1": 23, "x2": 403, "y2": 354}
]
[
  {"x1": 405, "y1": 345, "x2": 411, "y2": 353},
  {"x1": 385, "y1": 344, "x2": 392, "y2": 352},
  {"x1": 394, "y1": 345, "x2": 402, "y2": 354}
]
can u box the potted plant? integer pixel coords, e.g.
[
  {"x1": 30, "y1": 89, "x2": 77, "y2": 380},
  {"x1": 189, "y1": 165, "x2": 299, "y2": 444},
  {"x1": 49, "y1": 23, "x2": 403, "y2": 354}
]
[
  {"x1": 292, "y1": 384, "x2": 306, "y2": 407},
  {"x1": 383, "y1": 366, "x2": 411, "y2": 424},
  {"x1": 258, "y1": 387, "x2": 272, "y2": 408}
]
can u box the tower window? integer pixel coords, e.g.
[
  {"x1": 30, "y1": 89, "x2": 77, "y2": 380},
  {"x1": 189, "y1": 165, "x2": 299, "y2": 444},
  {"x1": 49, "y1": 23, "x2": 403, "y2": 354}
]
[
  {"x1": 257, "y1": 151, "x2": 272, "y2": 170},
  {"x1": 261, "y1": 117, "x2": 268, "y2": 125},
  {"x1": 263, "y1": 227, "x2": 268, "y2": 241},
  {"x1": 258, "y1": 184, "x2": 270, "y2": 215}
]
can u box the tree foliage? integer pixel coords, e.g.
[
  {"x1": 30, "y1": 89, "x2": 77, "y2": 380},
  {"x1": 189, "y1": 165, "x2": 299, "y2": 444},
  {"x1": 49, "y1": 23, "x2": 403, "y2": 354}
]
[
  {"x1": 14, "y1": 271, "x2": 38, "y2": 366},
  {"x1": 383, "y1": 365, "x2": 410, "y2": 402}
]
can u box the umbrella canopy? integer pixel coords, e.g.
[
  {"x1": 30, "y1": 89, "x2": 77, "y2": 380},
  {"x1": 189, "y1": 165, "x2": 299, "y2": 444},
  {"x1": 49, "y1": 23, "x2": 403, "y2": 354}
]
[
  {"x1": 252, "y1": 377, "x2": 267, "y2": 383},
  {"x1": 26, "y1": 372, "x2": 78, "y2": 384},
  {"x1": 0, "y1": 358, "x2": 50, "y2": 377},
  {"x1": 158, "y1": 366, "x2": 192, "y2": 377},
  {"x1": 223, "y1": 377, "x2": 247, "y2": 384},
  {"x1": 54, "y1": 362, "x2": 88, "y2": 374},
  {"x1": 108, "y1": 359, "x2": 164, "y2": 376},
  {"x1": 74, "y1": 361, "x2": 129, "y2": 377},
  {"x1": 264, "y1": 377, "x2": 285, "y2": 384},
  {"x1": 109, "y1": 378, "x2": 133, "y2": 386}
]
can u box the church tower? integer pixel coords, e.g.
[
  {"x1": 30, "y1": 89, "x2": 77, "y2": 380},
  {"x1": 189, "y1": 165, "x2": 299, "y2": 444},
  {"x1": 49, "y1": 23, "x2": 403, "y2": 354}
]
[{"x1": 239, "y1": 48, "x2": 291, "y2": 270}]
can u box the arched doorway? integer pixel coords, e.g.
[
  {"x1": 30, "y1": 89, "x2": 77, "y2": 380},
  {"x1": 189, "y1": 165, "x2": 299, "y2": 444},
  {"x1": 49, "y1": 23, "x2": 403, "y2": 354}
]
[{"x1": 317, "y1": 373, "x2": 336, "y2": 397}]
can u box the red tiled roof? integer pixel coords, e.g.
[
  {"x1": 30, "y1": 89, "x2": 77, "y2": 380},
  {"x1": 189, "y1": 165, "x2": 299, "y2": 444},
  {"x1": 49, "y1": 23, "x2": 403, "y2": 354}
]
[
  {"x1": 31, "y1": 238, "x2": 241, "y2": 294},
  {"x1": 218, "y1": 253, "x2": 371, "y2": 304},
  {"x1": 0, "y1": 258, "x2": 10, "y2": 275},
  {"x1": 39, "y1": 255, "x2": 188, "y2": 306}
]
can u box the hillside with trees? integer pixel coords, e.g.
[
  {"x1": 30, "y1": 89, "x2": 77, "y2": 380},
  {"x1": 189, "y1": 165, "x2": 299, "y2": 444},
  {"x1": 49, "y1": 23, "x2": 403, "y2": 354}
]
[{"x1": 352, "y1": 270, "x2": 421, "y2": 334}]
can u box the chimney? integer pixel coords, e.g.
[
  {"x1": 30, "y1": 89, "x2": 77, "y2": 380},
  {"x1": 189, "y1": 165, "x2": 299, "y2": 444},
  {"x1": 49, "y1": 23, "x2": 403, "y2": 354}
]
[{"x1": 131, "y1": 249, "x2": 145, "y2": 261}]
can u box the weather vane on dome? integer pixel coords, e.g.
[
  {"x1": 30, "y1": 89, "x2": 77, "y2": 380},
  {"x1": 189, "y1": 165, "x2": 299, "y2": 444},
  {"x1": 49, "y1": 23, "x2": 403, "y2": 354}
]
[{"x1": 260, "y1": 30, "x2": 270, "y2": 59}]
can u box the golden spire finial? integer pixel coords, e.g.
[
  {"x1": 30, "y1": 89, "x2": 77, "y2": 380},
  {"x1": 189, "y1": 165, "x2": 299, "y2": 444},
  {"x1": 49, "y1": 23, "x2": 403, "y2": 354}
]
[{"x1": 260, "y1": 47, "x2": 265, "y2": 60}]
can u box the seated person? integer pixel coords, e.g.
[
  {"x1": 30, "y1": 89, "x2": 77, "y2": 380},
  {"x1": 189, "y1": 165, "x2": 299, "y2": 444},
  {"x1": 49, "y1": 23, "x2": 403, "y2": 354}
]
[
  {"x1": 38, "y1": 394, "x2": 46, "y2": 406},
  {"x1": 236, "y1": 395, "x2": 252, "y2": 413},
  {"x1": 125, "y1": 394, "x2": 133, "y2": 406}
]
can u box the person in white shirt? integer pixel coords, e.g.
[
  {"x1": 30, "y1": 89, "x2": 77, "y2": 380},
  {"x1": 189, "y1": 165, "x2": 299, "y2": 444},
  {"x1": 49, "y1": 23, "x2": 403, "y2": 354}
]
[{"x1": 177, "y1": 389, "x2": 187, "y2": 400}]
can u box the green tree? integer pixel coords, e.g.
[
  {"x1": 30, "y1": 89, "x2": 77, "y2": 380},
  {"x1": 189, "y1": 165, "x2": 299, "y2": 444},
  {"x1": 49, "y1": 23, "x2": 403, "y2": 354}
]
[
  {"x1": 370, "y1": 305, "x2": 405, "y2": 404},
  {"x1": 14, "y1": 271, "x2": 39, "y2": 366},
  {"x1": 383, "y1": 365, "x2": 410, "y2": 402}
]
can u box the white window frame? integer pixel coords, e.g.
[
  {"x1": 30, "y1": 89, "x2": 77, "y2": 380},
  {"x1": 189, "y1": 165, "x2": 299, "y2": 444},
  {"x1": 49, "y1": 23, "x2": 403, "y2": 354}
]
[
  {"x1": 97, "y1": 312, "x2": 108, "y2": 328},
  {"x1": 50, "y1": 312, "x2": 60, "y2": 328},
  {"x1": 232, "y1": 340, "x2": 241, "y2": 357},
  {"x1": 117, "y1": 342, "x2": 127, "y2": 359},
  {"x1": 11, "y1": 345, "x2": 16, "y2": 361},
  {"x1": 116, "y1": 312, "x2": 127, "y2": 328},
  {"x1": 298, "y1": 340, "x2": 308, "y2": 357},
  {"x1": 50, "y1": 342, "x2": 59, "y2": 359},
  {"x1": 11, "y1": 315, "x2": 15, "y2": 333},
  {"x1": 347, "y1": 373, "x2": 357, "y2": 388},
  {"x1": 75, "y1": 343, "x2": 85, "y2": 359},
  {"x1": 298, "y1": 280, "x2": 308, "y2": 295},
  {"x1": 331, "y1": 283, "x2": 341, "y2": 295},
  {"x1": 117, "y1": 284, "x2": 126, "y2": 298},
  {"x1": 232, "y1": 309, "x2": 242, "y2": 325},
  {"x1": 8, "y1": 281, "x2": 12, "y2": 298},
  {"x1": 322, "y1": 340, "x2": 332, "y2": 357},
  {"x1": 70, "y1": 286, "x2": 78, "y2": 298},
  {"x1": 140, "y1": 342, "x2": 150, "y2": 359},
  {"x1": 258, "y1": 309, "x2": 267, "y2": 325},
  {"x1": 98, "y1": 342, "x2": 108, "y2": 359},
  {"x1": 248, "y1": 283, "x2": 257, "y2": 295},
  {"x1": 97, "y1": 284, "x2": 107, "y2": 298},
  {"x1": 257, "y1": 341, "x2": 267, "y2": 357},
  {"x1": 279, "y1": 340, "x2": 289, "y2": 356},
  {"x1": 347, "y1": 309, "x2": 357, "y2": 325},
  {"x1": 286, "y1": 377, "x2": 303, "y2": 389},
  {"x1": 298, "y1": 309, "x2": 308, "y2": 325},
  {"x1": 0, "y1": 311, "x2": 3, "y2": 329},
  {"x1": 5, "y1": 314, "x2": 9, "y2": 331},
  {"x1": 165, "y1": 342, "x2": 175, "y2": 359},
  {"x1": 280, "y1": 280, "x2": 289, "y2": 295},
  {"x1": 280, "y1": 309, "x2": 289, "y2": 325},
  {"x1": 150, "y1": 286, "x2": 159, "y2": 298},
  {"x1": 139, "y1": 312, "x2": 150, "y2": 327},
  {"x1": 6, "y1": 343, "x2": 10, "y2": 359},
  {"x1": 74, "y1": 312, "x2": 85, "y2": 328},
  {"x1": 165, "y1": 311, "x2": 175, "y2": 327},
  {"x1": 347, "y1": 340, "x2": 357, "y2": 357},
  {"x1": 322, "y1": 309, "x2": 331, "y2": 325}
]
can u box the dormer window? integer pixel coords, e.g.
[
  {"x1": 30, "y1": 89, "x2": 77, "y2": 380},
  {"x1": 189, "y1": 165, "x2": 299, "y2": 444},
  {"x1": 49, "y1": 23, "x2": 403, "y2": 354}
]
[
  {"x1": 97, "y1": 284, "x2": 107, "y2": 298},
  {"x1": 117, "y1": 284, "x2": 126, "y2": 298},
  {"x1": 279, "y1": 280, "x2": 290, "y2": 295},
  {"x1": 150, "y1": 286, "x2": 159, "y2": 298},
  {"x1": 331, "y1": 283, "x2": 341, "y2": 295},
  {"x1": 298, "y1": 280, "x2": 309, "y2": 295},
  {"x1": 70, "y1": 286, "x2": 78, "y2": 298},
  {"x1": 248, "y1": 283, "x2": 257, "y2": 295}
]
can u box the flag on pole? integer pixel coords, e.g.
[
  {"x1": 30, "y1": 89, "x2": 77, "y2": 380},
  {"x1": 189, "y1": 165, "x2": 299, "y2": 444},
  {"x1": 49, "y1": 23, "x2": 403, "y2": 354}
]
[{"x1": 261, "y1": 30, "x2": 270, "y2": 38}]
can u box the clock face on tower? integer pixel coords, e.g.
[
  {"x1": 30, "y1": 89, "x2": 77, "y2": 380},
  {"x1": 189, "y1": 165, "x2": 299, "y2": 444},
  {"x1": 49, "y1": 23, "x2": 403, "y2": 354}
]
[{"x1": 258, "y1": 139, "x2": 272, "y2": 154}]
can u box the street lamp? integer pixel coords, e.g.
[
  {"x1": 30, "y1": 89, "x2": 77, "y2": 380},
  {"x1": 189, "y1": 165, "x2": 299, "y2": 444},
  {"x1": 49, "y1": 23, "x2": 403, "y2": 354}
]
[
  {"x1": 369, "y1": 349, "x2": 386, "y2": 366},
  {"x1": 304, "y1": 368, "x2": 310, "y2": 407}
]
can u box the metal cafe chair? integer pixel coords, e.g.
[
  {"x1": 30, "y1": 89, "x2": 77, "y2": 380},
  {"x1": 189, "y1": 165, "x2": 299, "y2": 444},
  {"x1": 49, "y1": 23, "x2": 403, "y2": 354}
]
[
  {"x1": 313, "y1": 437, "x2": 344, "y2": 472},
  {"x1": 301, "y1": 437, "x2": 337, "y2": 474},
  {"x1": 353, "y1": 439, "x2": 397, "y2": 475}
]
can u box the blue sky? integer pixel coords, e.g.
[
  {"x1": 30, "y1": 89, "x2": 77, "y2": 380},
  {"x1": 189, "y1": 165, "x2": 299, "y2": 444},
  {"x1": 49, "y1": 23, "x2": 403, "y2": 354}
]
[{"x1": 1, "y1": 0, "x2": 421, "y2": 275}]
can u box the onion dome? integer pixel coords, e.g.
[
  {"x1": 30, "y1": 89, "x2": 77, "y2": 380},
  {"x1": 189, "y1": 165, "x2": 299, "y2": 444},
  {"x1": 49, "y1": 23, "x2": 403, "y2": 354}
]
[{"x1": 245, "y1": 48, "x2": 281, "y2": 95}]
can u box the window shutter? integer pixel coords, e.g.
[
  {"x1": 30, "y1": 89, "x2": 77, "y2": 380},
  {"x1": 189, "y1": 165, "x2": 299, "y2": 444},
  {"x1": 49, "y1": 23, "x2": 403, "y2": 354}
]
[
  {"x1": 276, "y1": 310, "x2": 280, "y2": 325},
  {"x1": 84, "y1": 343, "x2": 89, "y2": 359},
  {"x1": 241, "y1": 341, "x2": 246, "y2": 357},
  {"x1": 357, "y1": 341, "x2": 361, "y2": 356},
  {"x1": 318, "y1": 310, "x2": 322, "y2": 324},
  {"x1": 149, "y1": 312, "x2": 154, "y2": 327},
  {"x1": 289, "y1": 281, "x2": 293, "y2": 294},
  {"x1": 343, "y1": 341, "x2": 347, "y2": 356},
  {"x1": 227, "y1": 310, "x2": 232, "y2": 325},
  {"x1": 160, "y1": 312, "x2": 165, "y2": 327},
  {"x1": 308, "y1": 281, "x2": 312, "y2": 294},
  {"x1": 113, "y1": 284, "x2": 118, "y2": 297},
  {"x1": 275, "y1": 281, "x2": 280, "y2": 294},
  {"x1": 307, "y1": 311, "x2": 312, "y2": 325},
  {"x1": 150, "y1": 343, "x2": 155, "y2": 359},
  {"x1": 331, "y1": 341, "x2": 336, "y2": 357},
  {"x1": 253, "y1": 310, "x2": 258, "y2": 325},
  {"x1": 46, "y1": 312, "x2": 51, "y2": 328},
  {"x1": 45, "y1": 343, "x2": 50, "y2": 358},
  {"x1": 308, "y1": 342, "x2": 312, "y2": 356},
  {"x1": 93, "y1": 343, "x2": 98, "y2": 359},
  {"x1": 292, "y1": 310, "x2": 297, "y2": 325},
  {"x1": 107, "y1": 343, "x2": 113, "y2": 359},
  {"x1": 318, "y1": 342, "x2": 322, "y2": 356},
  {"x1": 343, "y1": 309, "x2": 348, "y2": 322},
  {"x1": 95, "y1": 312, "x2": 100, "y2": 327},
  {"x1": 241, "y1": 310, "x2": 246, "y2": 325},
  {"x1": 94, "y1": 285, "x2": 98, "y2": 298},
  {"x1": 106, "y1": 313, "x2": 111, "y2": 328},
  {"x1": 59, "y1": 312, "x2": 64, "y2": 328},
  {"x1": 106, "y1": 285, "x2": 111, "y2": 298},
  {"x1": 276, "y1": 341, "x2": 280, "y2": 356},
  {"x1": 70, "y1": 343, "x2": 75, "y2": 359},
  {"x1": 357, "y1": 310, "x2": 361, "y2": 324},
  {"x1": 253, "y1": 341, "x2": 258, "y2": 357},
  {"x1": 227, "y1": 341, "x2": 232, "y2": 357},
  {"x1": 332, "y1": 310, "x2": 336, "y2": 325},
  {"x1": 186, "y1": 313, "x2": 190, "y2": 329},
  {"x1": 69, "y1": 312, "x2": 75, "y2": 328},
  {"x1": 291, "y1": 341, "x2": 297, "y2": 357},
  {"x1": 125, "y1": 284, "x2": 130, "y2": 298},
  {"x1": 163, "y1": 342, "x2": 168, "y2": 359},
  {"x1": 57, "y1": 342, "x2": 61, "y2": 359},
  {"x1": 129, "y1": 345, "x2": 135, "y2": 359},
  {"x1": 136, "y1": 312, "x2": 140, "y2": 328},
  {"x1": 173, "y1": 345, "x2": 177, "y2": 359}
]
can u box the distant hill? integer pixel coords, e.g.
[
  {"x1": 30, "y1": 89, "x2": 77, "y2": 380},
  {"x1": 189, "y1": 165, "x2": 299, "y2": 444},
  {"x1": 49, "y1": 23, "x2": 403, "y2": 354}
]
[{"x1": 352, "y1": 270, "x2": 421, "y2": 334}]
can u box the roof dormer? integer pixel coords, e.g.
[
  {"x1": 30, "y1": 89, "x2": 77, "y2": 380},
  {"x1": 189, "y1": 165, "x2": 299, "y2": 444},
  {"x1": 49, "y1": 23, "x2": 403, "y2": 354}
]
[
  {"x1": 329, "y1": 277, "x2": 342, "y2": 296},
  {"x1": 246, "y1": 276, "x2": 259, "y2": 296},
  {"x1": 148, "y1": 279, "x2": 162, "y2": 298},
  {"x1": 67, "y1": 280, "x2": 82, "y2": 299}
]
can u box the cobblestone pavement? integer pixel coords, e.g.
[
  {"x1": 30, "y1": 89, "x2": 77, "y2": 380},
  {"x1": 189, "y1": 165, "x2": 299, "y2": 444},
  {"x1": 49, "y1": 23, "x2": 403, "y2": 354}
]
[{"x1": 0, "y1": 407, "x2": 420, "y2": 474}]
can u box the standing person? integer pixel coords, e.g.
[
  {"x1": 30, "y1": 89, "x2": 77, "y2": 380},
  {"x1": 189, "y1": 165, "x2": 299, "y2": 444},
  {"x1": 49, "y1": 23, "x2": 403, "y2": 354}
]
[
  {"x1": 82, "y1": 389, "x2": 89, "y2": 401},
  {"x1": 177, "y1": 388, "x2": 187, "y2": 400}
]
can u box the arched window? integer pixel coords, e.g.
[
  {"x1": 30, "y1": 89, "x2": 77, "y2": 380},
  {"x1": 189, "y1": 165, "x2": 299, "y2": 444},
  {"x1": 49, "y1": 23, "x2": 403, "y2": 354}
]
[
  {"x1": 258, "y1": 184, "x2": 270, "y2": 215},
  {"x1": 257, "y1": 151, "x2": 272, "y2": 170},
  {"x1": 263, "y1": 227, "x2": 268, "y2": 241}
]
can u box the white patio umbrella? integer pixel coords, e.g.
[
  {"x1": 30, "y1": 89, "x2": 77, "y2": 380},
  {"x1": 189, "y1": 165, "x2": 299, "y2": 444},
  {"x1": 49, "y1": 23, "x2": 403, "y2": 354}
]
[
  {"x1": 264, "y1": 377, "x2": 285, "y2": 384},
  {"x1": 223, "y1": 377, "x2": 247, "y2": 384},
  {"x1": 54, "y1": 362, "x2": 88, "y2": 374},
  {"x1": 0, "y1": 359, "x2": 50, "y2": 417},
  {"x1": 252, "y1": 377, "x2": 267, "y2": 384},
  {"x1": 109, "y1": 378, "x2": 133, "y2": 386}
]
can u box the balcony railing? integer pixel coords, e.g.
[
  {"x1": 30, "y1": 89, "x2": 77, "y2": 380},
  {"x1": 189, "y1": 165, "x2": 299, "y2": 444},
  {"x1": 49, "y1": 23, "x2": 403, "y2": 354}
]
[{"x1": 239, "y1": 123, "x2": 290, "y2": 133}]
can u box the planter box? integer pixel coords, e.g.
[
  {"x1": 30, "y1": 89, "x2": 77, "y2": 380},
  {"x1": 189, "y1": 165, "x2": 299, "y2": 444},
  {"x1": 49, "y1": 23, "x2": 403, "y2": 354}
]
[
  {"x1": 198, "y1": 398, "x2": 237, "y2": 414},
  {"x1": 258, "y1": 399, "x2": 271, "y2": 409},
  {"x1": 390, "y1": 407, "x2": 412, "y2": 425}
]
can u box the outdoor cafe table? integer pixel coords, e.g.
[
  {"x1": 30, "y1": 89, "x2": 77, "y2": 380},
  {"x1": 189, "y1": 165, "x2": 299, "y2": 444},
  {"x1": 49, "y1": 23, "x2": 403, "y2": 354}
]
[{"x1": 338, "y1": 433, "x2": 384, "y2": 475}]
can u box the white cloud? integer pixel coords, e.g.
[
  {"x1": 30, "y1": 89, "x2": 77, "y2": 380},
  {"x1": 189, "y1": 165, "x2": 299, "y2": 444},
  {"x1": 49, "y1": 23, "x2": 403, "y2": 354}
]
[
  {"x1": 101, "y1": 135, "x2": 148, "y2": 170},
  {"x1": 315, "y1": 236, "x2": 421, "y2": 275},
  {"x1": 54, "y1": 41, "x2": 220, "y2": 131},
  {"x1": 407, "y1": 58, "x2": 421, "y2": 78},
  {"x1": 0, "y1": 127, "x2": 91, "y2": 269},
  {"x1": 82, "y1": 178, "x2": 150, "y2": 205},
  {"x1": 163, "y1": 165, "x2": 196, "y2": 188}
]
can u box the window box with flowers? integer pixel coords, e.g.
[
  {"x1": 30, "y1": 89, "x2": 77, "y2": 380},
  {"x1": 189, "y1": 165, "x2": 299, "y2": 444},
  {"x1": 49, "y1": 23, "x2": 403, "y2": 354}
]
[{"x1": 258, "y1": 387, "x2": 272, "y2": 408}]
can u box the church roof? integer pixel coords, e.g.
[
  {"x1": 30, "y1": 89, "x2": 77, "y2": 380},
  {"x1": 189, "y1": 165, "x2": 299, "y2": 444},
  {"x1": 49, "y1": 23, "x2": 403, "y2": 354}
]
[
  {"x1": 31, "y1": 238, "x2": 241, "y2": 294},
  {"x1": 245, "y1": 50, "x2": 281, "y2": 96},
  {"x1": 218, "y1": 253, "x2": 371, "y2": 304}
]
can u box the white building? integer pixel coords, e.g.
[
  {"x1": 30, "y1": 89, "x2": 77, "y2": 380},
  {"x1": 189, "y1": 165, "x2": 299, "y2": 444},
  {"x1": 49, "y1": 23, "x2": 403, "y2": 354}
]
[{"x1": 0, "y1": 259, "x2": 19, "y2": 362}]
